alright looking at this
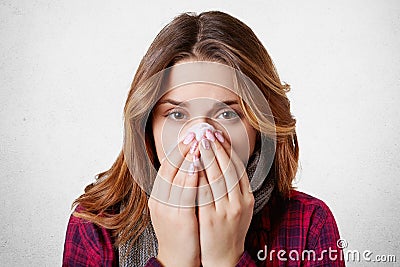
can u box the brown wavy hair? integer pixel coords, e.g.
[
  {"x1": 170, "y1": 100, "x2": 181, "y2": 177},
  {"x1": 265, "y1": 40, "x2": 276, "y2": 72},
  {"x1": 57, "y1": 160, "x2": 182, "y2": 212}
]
[{"x1": 73, "y1": 11, "x2": 299, "y2": 248}]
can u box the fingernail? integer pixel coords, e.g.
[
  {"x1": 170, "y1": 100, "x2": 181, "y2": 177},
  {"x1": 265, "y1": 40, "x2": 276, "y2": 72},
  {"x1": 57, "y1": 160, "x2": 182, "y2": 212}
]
[
  {"x1": 189, "y1": 140, "x2": 198, "y2": 154},
  {"x1": 214, "y1": 131, "x2": 224, "y2": 143},
  {"x1": 205, "y1": 129, "x2": 215, "y2": 142},
  {"x1": 201, "y1": 138, "x2": 210, "y2": 150},
  {"x1": 183, "y1": 132, "x2": 195, "y2": 145},
  {"x1": 188, "y1": 162, "x2": 195, "y2": 176}
]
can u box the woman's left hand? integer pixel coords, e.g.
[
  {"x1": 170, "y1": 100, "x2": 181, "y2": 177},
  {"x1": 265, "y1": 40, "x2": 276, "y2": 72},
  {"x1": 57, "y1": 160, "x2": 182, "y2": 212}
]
[{"x1": 196, "y1": 130, "x2": 255, "y2": 267}]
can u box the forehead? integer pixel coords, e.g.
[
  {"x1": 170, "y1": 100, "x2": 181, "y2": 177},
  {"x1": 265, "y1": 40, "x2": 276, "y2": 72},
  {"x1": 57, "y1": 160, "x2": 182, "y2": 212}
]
[
  {"x1": 159, "y1": 83, "x2": 239, "y2": 102},
  {"x1": 158, "y1": 61, "x2": 241, "y2": 103}
]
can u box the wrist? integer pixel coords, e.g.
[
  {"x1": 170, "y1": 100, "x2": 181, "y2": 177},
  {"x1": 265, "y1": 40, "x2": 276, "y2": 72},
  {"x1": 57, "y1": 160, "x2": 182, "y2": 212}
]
[
  {"x1": 202, "y1": 250, "x2": 244, "y2": 267},
  {"x1": 157, "y1": 252, "x2": 200, "y2": 267}
]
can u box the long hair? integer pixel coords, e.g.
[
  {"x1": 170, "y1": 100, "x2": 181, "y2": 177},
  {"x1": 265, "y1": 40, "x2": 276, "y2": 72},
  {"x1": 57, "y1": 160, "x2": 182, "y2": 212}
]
[{"x1": 73, "y1": 11, "x2": 299, "y2": 247}]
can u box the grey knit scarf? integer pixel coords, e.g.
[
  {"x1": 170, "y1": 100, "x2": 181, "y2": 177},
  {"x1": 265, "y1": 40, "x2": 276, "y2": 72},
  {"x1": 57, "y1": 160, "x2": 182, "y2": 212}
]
[{"x1": 119, "y1": 148, "x2": 275, "y2": 266}]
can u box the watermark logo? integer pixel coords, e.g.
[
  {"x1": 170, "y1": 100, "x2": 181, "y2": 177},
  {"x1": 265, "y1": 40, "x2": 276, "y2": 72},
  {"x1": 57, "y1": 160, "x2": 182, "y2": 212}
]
[
  {"x1": 257, "y1": 239, "x2": 397, "y2": 263},
  {"x1": 336, "y1": 238, "x2": 348, "y2": 249}
]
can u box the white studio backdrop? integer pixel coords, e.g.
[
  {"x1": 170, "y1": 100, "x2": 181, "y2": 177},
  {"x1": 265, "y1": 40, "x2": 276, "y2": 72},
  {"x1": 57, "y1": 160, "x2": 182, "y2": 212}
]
[{"x1": 1, "y1": 1, "x2": 399, "y2": 266}]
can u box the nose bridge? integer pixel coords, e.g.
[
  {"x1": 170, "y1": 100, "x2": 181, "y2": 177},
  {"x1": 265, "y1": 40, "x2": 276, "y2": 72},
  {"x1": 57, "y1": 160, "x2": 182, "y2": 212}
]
[
  {"x1": 183, "y1": 116, "x2": 213, "y2": 131},
  {"x1": 179, "y1": 97, "x2": 222, "y2": 136},
  {"x1": 191, "y1": 116, "x2": 209, "y2": 124}
]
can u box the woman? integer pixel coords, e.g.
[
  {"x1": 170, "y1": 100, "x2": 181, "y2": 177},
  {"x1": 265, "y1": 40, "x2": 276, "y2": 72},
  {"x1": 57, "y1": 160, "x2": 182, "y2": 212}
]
[{"x1": 63, "y1": 11, "x2": 345, "y2": 267}]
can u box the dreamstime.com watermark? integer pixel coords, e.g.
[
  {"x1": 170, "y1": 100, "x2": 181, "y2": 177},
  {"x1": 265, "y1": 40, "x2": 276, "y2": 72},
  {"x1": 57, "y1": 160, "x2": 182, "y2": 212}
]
[{"x1": 257, "y1": 239, "x2": 397, "y2": 263}]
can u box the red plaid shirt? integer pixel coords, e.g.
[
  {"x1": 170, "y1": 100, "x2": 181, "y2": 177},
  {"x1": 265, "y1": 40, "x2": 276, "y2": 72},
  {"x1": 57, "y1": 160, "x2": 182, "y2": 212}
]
[{"x1": 63, "y1": 190, "x2": 345, "y2": 266}]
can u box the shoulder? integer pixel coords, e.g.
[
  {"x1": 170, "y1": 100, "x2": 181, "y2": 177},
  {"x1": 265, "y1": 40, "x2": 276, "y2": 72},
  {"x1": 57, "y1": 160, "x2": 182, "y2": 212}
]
[
  {"x1": 63, "y1": 205, "x2": 117, "y2": 266},
  {"x1": 66, "y1": 206, "x2": 111, "y2": 248},
  {"x1": 286, "y1": 190, "x2": 338, "y2": 229},
  {"x1": 288, "y1": 190, "x2": 335, "y2": 218},
  {"x1": 286, "y1": 190, "x2": 342, "y2": 248},
  {"x1": 246, "y1": 190, "x2": 344, "y2": 265},
  {"x1": 252, "y1": 190, "x2": 338, "y2": 234}
]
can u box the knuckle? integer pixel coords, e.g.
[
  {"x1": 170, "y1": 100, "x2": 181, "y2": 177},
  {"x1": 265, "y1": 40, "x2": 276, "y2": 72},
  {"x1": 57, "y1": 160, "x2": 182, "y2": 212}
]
[
  {"x1": 199, "y1": 188, "x2": 212, "y2": 201},
  {"x1": 185, "y1": 177, "x2": 197, "y2": 187},
  {"x1": 207, "y1": 175, "x2": 219, "y2": 183},
  {"x1": 224, "y1": 169, "x2": 236, "y2": 180},
  {"x1": 208, "y1": 173, "x2": 220, "y2": 182},
  {"x1": 219, "y1": 210, "x2": 229, "y2": 220},
  {"x1": 230, "y1": 205, "x2": 243, "y2": 218},
  {"x1": 180, "y1": 195, "x2": 190, "y2": 206},
  {"x1": 247, "y1": 195, "x2": 255, "y2": 207},
  {"x1": 172, "y1": 176, "x2": 184, "y2": 187},
  {"x1": 202, "y1": 216, "x2": 214, "y2": 227},
  {"x1": 180, "y1": 196, "x2": 194, "y2": 207}
]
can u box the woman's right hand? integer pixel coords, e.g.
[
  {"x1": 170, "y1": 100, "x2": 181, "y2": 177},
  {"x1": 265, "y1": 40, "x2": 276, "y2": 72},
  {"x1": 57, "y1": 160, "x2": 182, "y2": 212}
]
[{"x1": 148, "y1": 132, "x2": 200, "y2": 267}]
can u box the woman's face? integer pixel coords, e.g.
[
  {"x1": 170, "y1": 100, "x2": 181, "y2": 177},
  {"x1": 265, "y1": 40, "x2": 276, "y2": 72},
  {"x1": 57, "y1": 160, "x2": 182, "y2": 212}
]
[{"x1": 151, "y1": 78, "x2": 258, "y2": 166}]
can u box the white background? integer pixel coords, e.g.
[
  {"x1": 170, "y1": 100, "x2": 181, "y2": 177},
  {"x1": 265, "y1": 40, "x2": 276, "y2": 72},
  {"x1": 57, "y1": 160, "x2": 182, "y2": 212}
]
[{"x1": 1, "y1": 1, "x2": 399, "y2": 266}]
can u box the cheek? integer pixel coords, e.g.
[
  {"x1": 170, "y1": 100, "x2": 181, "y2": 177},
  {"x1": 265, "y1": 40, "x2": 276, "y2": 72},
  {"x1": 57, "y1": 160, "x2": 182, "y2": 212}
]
[
  {"x1": 152, "y1": 118, "x2": 182, "y2": 161},
  {"x1": 151, "y1": 119, "x2": 164, "y2": 161}
]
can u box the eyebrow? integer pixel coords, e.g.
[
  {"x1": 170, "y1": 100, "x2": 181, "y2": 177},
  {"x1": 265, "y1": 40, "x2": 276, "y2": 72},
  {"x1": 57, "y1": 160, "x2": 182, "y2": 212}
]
[
  {"x1": 157, "y1": 99, "x2": 239, "y2": 108},
  {"x1": 157, "y1": 99, "x2": 188, "y2": 107}
]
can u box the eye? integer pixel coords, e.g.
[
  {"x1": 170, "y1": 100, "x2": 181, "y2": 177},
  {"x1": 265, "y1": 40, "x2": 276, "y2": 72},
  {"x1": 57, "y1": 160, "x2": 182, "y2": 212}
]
[
  {"x1": 217, "y1": 110, "x2": 239, "y2": 120},
  {"x1": 167, "y1": 111, "x2": 187, "y2": 121}
]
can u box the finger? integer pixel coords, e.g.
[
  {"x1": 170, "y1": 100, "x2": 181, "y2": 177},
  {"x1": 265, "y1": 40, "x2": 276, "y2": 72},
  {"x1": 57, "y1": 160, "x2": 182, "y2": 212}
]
[
  {"x1": 196, "y1": 168, "x2": 215, "y2": 208},
  {"x1": 161, "y1": 132, "x2": 198, "y2": 180},
  {"x1": 179, "y1": 155, "x2": 198, "y2": 208},
  {"x1": 168, "y1": 149, "x2": 196, "y2": 206},
  {"x1": 152, "y1": 132, "x2": 197, "y2": 203},
  {"x1": 199, "y1": 136, "x2": 228, "y2": 210},
  {"x1": 207, "y1": 130, "x2": 242, "y2": 201},
  {"x1": 216, "y1": 131, "x2": 251, "y2": 195},
  {"x1": 151, "y1": 172, "x2": 171, "y2": 204}
]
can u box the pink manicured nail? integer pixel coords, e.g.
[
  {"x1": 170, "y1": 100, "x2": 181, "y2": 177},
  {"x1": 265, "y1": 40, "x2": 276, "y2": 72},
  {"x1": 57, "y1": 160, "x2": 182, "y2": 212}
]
[
  {"x1": 201, "y1": 138, "x2": 210, "y2": 150},
  {"x1": 205, "y1": 129, "x2": 216, "y2": 142},
  {"x1": 183, "y1": 132, "x2": 195, "y2": 145},
  {"x1": 214, "y1": 131, "x2": 224, "y2": 143},
  {"x1": 189, "y1": 140, "x2": 198, "y2": 154},
  {"x1": 188, "y1": 162, "x2": 195, "y2": 176}
]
